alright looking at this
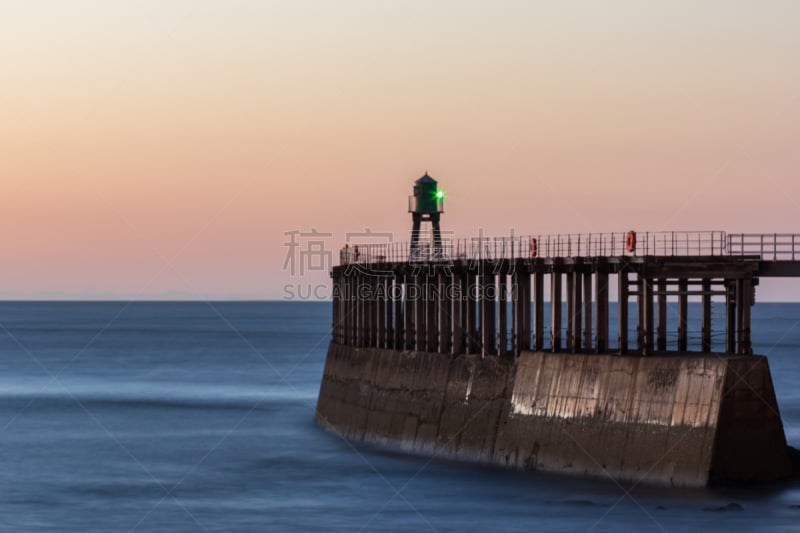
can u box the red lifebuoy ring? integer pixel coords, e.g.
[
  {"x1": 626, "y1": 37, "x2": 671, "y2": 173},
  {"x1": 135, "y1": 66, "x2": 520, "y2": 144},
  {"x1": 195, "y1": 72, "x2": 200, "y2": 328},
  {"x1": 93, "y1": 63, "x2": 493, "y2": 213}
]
[
  {"x1": 529, "y1": 238, "x2": 538, "y2": 258},
  {"x1": 625, "y1": 231, "x2": 636, "y2": 253}
]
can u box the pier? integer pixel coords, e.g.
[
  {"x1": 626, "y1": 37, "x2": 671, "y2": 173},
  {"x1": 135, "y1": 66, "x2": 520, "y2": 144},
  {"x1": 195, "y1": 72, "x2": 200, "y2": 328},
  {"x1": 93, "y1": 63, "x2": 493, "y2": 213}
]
[
  {"x1": 317, "y1": 174, "x2": 797, "y2": 487},
  {"x1": 332, "y1": 231, "x2": 800, "y2": 358}
]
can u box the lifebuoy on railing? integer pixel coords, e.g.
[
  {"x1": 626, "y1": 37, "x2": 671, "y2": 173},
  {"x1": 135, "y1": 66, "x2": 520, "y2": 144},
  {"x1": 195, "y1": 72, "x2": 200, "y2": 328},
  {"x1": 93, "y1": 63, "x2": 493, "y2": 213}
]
[
  {"x1": 529, "y1": 237, "x2": 538, "y2": 258},
  {"x1": 625, "y1": 231, "x2": 636, "y2": 253}
]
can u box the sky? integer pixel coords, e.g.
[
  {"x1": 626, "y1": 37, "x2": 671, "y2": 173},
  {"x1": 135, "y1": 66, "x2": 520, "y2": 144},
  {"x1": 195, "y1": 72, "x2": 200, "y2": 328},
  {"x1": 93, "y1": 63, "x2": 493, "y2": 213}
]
[{"x1": 1, "y1": 1, "x2": 799, "y2": 300}]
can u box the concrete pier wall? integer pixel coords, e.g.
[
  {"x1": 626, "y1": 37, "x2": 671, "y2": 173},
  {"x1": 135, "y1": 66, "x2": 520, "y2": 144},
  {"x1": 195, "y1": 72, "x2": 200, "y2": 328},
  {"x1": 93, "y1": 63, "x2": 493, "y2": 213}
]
[{"x1": 315, "y1": 343, "x2": 790, "y2": 487}]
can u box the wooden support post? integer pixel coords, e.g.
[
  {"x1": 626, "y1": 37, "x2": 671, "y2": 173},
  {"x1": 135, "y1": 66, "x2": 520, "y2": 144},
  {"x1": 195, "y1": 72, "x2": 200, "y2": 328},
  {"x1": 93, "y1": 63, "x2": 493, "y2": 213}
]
[
  {"x1": 481, "y1": 273, "x2": 497, "y2": 356},
  {"x1": 657, "y1": 278, "x2": 667, "y2": 352},
  {"x1": 701, "y1": 278, "x2": 712, "y2": 352},
  {"x1": 364, "y1": 275, "x2": 371, "y2": 348},
  {"x1": 566, "y1": 271, "x2": 575, "y2": 352},
  {"x1": 636, "y1": 276, "x2": 645, "y2": 354},
  {"x1": 726, "y1": 280, "x2": 737, "y2": 354},
  {"x1": 356, "y1": 274, "x2": 365, "y2": 347},
  {"x1": 551, "y1": 271, "x2": 562, "y2": 351},
  {"x1": 345, "y1": 275, "x2": 352, "y2": 346},
  {"x1": 372, "y1": 276, "x2": 380, "y2": 347},
  {"x1": 359, "y1": 276, "x2": 367, "y2": 347},
  {"x1": 741, "y1": 277, "x2": 753, "y2": 355},
  {"x1": 364, "y1": 276, "x2": 372, "y2": 347},
  {"x1": 735, "y1": 279, "x2": 745, "y2": 354},
  {"x1": 404, "y1": 275, "x2": 414, "y2": 350},
  {"x1": 360, "y1": 275, "x2": 367, "y2": 347},
  {"x1": 644, "y1": 277, "x2": 654, "y2": 355},
  {"x1": 415, "y1": 274, "x2": 426, "y2": 351},
  {"x1": 426, "y1": 273, "x2": 438, "y2": 352},
  {"x1": 498, "y1": 273, "x2": 508, "y2": 356},
  {"x1": 344, "y1": 275, "x2": 352, "y2": 346},
  {"x1": 510, "y1": 271, "x2": 520, "y2": 355},
  {"x1": 370, "y1": 276, "x2": 377, "y2": 348},
  {"x1": 452, "y1": 271, "x2": 465, "y2": 354},
  {"x1": 377, "y1": 276, "x2": 386, "y2": 349},
  {"x1": 618, "y1": 271, "x2": 628, "y2": 354},
  {"x1": 347, "y1": 276, "x2": 354, "y2": 346},
  {"x1": 384, "y1": 277, "x2": 393, "y2": 348},
  {"x1": 573, "y1": 270, "x2": 583, "y2": 352},
  {"x1": 374, "y1": 277, "x2": 381, "y2": 347},
  {"x1": 519, "y1": 271, "x2": 532, "y2": 354},
  {"x1": 534, "y1": 271, "x2": 544, "y2": 351},
  {"x1": 394, "y1": 276, "x2": 404, "y2": 350},
  {"x1": 467, "y1": 273, "x2": 478, "y2": 354},
  {"x1": 638, "y1": 278, "x2": 647, "y2": 353},
  {"x1": 331, "y1": 276, "x2": 340, "y2": 344},
  {"x1": 372, "y1": 276, "x2": 378, "y2": 347},
  {"x1": 363, "y1": 277, "x2": 371, "y2": 347},
  {"x1": 350, "y1": 277, "x2": 357, "y2": 346},
  {"x1": 360, "y1": 275, "x2": 368, "y2": 347},
  {"x1": 334, "y1": 275, "x2": 342, "y2": 344},
  {"x1": 595, "y1": 270, "x2": 609, "y2": 353},
  {"x1": 337, "y1": 276, "x2": 343, "y2": 345},
  {"x1": 583, "y1": 271, "x2": 592, "y2": 352},
  {"x1": 461, "y1": 271, "x2": 470, "y2": 353},
  {"x1": 351, "y1": 275, "x2": 358, "y2": 346},
  {"x1": 438, "y1": 272, "x2": 451, "y2": 354},
  {"x1": 337, "y1": 276, "x2": 344, "y2": 344},
  {"x1": 677, "y1": 279, "x2": 688, "y2": 352},
  {"x1": 476, "y1": 272, "x2": 484, "y2": 356},
  {"x1": 346, "y1": 277, "x2": 353, "y2": 346},
  {"x1": 414, "y1": 275, "x2": 423, "y2": 351}
]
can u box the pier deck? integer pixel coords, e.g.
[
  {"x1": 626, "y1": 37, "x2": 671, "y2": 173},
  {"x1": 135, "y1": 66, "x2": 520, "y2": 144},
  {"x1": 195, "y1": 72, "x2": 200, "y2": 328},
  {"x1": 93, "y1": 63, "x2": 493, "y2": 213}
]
[{"x1": 332, "y1": 231, "x2": 800, "y2": 358}]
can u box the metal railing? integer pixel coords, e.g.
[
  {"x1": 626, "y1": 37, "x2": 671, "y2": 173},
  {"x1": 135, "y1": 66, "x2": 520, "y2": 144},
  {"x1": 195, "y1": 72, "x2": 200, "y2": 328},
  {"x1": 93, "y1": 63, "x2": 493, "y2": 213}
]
[
  {"x1": 337, "y1": 231, "x2": 800, "y2": 266},
  {"x1": 339, "y1": 231, "x2": 728, "y2": 265},
  {"x1": 727, "y1": 233, "x2": 800, "y2": 260}
]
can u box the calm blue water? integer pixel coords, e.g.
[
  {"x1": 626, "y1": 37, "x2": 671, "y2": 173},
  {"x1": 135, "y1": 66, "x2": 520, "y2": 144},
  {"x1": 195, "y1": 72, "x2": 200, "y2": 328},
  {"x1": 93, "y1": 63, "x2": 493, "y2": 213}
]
[{"x1": 1, "y1": 301, "x2": 799, "y2": 532}]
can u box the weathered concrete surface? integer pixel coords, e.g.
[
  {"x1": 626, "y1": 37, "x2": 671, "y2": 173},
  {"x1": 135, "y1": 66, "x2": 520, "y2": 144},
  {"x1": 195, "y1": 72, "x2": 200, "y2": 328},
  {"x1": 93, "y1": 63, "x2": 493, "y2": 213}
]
[
  {"x1": 710, "y1": 357, "x2": 791, "y2": 482},
  {"x1": 315, "y1": 342, "x2": 512, "y2": 462},
  {"x1": 315, "y1": 343, "x2": 791, "y2": 487}
]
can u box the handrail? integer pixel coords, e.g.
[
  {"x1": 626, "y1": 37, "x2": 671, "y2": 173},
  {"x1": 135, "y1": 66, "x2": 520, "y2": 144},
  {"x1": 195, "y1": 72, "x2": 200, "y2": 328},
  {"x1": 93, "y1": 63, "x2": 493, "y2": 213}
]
[
  {"x1": 339, "y1": 231, "x2": 800, "y2": 266},
  {"x1": 727, "y1": 233, "x2": 800, "y2": 261},
  {"x1": 339, "y1": 231, "x2": 728, "y2": 265}
]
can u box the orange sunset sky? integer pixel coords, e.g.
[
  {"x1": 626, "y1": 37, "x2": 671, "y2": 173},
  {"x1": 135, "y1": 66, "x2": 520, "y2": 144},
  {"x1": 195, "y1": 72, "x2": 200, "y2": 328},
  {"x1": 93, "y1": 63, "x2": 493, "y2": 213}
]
[{"x1": 2, "y1": 1, "x2": 799, "y2": 300}]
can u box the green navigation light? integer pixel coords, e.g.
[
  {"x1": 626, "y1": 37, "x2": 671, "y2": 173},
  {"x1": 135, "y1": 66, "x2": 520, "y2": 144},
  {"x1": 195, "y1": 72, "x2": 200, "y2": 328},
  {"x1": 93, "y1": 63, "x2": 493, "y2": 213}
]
[{"x1": 435, "y1": 190, "x2": 445, "y2": 199}]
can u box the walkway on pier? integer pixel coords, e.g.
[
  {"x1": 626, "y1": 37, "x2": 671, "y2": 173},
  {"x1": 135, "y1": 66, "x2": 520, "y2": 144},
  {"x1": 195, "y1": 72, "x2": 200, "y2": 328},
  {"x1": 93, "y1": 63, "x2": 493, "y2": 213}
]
[{"x1": 341, "y1": 230, "x2": 800, "y2": 274}]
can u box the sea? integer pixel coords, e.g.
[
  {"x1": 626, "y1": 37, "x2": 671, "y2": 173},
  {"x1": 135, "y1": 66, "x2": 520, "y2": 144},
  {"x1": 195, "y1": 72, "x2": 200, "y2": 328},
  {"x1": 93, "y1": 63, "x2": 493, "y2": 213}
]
[{"x1": 1, "y1": 301, "x2": 799, "y2": 532}]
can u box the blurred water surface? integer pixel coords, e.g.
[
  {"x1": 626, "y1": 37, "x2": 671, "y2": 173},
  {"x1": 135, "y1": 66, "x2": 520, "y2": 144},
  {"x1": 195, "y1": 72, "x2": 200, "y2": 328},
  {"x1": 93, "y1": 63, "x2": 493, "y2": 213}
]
[{"x1": 1, "y1": 301, "x2": 799, "y2": 532}]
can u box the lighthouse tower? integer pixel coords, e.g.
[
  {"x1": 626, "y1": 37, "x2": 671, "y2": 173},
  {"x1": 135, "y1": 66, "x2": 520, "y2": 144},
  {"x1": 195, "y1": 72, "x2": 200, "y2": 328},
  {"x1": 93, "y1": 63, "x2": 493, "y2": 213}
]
[{"x1": 408, "y1": 172, "x2": 444, "y2": 258}]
